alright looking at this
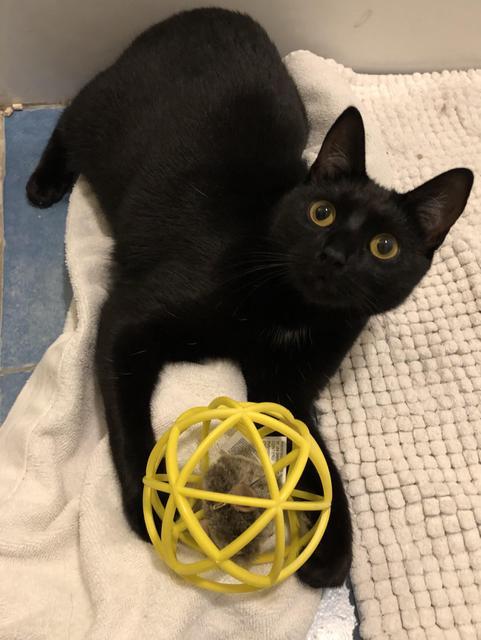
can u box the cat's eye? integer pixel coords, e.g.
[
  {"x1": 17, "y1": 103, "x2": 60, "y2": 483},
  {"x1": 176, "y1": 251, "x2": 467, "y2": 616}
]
[
  {"x1": 309, "y1": 200, "x2": 336, "y2": 227},
  {"x1": 369, "y1": 233, "x2": 399, "y2": 260}
]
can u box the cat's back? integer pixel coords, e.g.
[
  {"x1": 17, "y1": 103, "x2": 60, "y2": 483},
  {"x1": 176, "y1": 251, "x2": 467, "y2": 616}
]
[
  {"x1": 87, "y1": 9, "x2": 297, "y2": 117},
  {"x1": 64, "y1": 8, "x2": 308, "y2": 212},
  {"x1": 125, "y1": 9, "x2": 283, "y2": 84}
]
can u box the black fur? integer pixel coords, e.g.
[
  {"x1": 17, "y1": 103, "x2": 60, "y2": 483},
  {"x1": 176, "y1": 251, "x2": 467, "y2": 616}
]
[{"x1": 26, "y1": 8, "x2": 473, "y2": 589}]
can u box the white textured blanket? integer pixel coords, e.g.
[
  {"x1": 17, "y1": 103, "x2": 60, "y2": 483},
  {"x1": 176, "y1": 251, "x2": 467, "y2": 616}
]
[
  {"x1": 0, "y1": 52, "x2": 480, "y2": 640},
  {"x1": 286, "y1": 53, "x2": 481, "y2": 639}
]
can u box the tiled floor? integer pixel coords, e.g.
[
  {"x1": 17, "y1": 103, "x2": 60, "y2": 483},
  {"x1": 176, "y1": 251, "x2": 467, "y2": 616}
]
[{"x1": 0, "y1": 108, "x2": 70, "y2": 422}]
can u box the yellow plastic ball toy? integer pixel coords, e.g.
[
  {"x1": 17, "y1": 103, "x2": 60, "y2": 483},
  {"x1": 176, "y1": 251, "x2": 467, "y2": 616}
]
[{"x1": 143, "y1": 396, "x2": 332, "y2": 593}]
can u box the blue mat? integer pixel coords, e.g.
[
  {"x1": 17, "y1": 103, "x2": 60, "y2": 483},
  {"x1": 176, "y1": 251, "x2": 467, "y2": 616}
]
[{"x1": 0, "y1": 108, "x2": 70, "y2": 422}]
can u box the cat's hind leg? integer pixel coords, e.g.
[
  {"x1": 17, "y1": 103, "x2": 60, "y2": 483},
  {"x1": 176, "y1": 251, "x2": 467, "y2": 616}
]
[{"x1": 26, "y1": 120, "x2": 78, "y2": 208}]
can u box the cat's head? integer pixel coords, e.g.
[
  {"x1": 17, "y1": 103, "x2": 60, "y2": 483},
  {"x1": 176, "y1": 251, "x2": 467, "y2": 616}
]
[{"x1": 270, "y1": 107, "x2": 473, "y2": 314}]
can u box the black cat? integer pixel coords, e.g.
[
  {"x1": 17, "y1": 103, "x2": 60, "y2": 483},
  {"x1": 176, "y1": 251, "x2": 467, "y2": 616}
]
[{"x1": 26, "y1": 8, "x2": 473, "y2": 588}]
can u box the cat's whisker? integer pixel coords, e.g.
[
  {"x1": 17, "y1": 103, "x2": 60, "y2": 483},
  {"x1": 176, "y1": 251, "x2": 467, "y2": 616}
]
[
  {"x1": 343, "y1": 278, "x2": 397, "y2": 339},
  {"x1": 221, "y1": 259, "x2": 290, "y2": 288},
  {"x1": 236, "y1": 268, "x2": 289, "y2": 298},
  {"x1": 231, "y1": 269, "x2": 289, "y2": 314},
  {"x1": 226, "y1": 258, "x2": 289, "y2": 273},
  {"x1": 189, "y1": 183, "x2": 209, "y2": 198}
]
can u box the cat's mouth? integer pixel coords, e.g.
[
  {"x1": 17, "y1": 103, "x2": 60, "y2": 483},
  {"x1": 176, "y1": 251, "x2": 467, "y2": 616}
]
[
  {"x1": 293, "y1": 270, "x2": 356, "y2": 309},
  {"x1": 290, "y1": 273, "x2": 348, "y2": 307}
]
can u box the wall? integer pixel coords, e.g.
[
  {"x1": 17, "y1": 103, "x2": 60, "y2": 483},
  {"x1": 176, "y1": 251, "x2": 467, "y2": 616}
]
[{"x1": 1, "y1": 0, "x2": 481, "y2": 105}]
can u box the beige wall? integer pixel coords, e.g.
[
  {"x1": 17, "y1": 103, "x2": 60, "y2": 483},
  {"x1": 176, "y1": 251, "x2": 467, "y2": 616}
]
[{"x1": 1, "y1": 0, "x2": 481, "y2": 105}]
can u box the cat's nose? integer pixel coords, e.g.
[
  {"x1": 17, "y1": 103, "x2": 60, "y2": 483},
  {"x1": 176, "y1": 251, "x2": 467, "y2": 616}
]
[{"x1": 318, "y1": 246, "x2": 346, "y2": 267}]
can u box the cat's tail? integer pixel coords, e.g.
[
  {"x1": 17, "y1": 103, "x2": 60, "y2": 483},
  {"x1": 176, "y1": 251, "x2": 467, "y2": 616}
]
[{"x1": 26, "y1": 117, "x2": 78, "y2": 209}]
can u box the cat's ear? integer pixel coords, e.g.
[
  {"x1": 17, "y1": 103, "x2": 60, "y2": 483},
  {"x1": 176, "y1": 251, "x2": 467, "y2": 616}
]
[
  {"x1": 402, "y1": 168, "x2": 473, "y2": 250},
  {"x1": 309, "y1": 107, "x2": 366, "y2": 181}
]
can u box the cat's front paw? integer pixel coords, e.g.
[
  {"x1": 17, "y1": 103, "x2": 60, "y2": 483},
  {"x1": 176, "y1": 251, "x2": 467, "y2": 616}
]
[
  {"x1": 295, "y1": 467, "x2": 353, "y2": 588},
  {"x1": 296, "y1": 539, "x2": 352, "y2": 588}
]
